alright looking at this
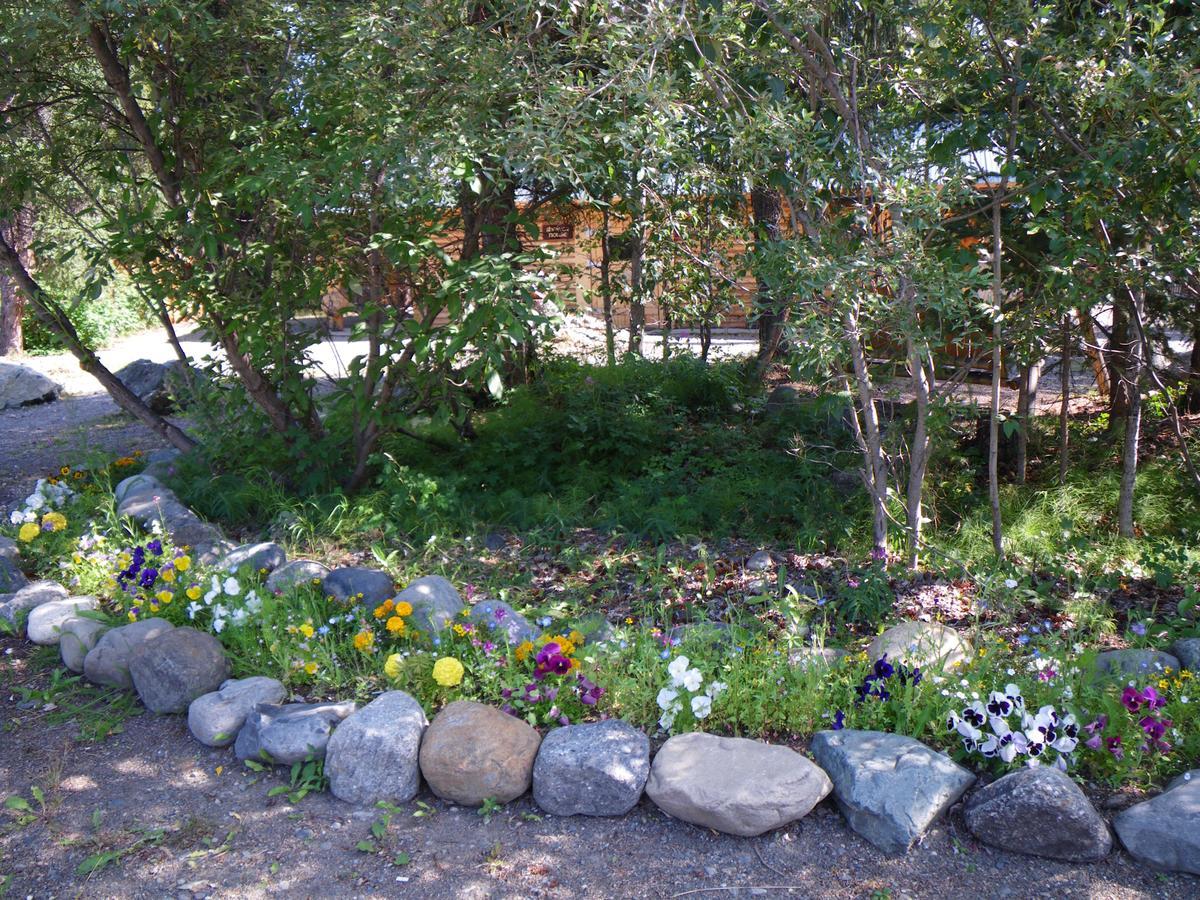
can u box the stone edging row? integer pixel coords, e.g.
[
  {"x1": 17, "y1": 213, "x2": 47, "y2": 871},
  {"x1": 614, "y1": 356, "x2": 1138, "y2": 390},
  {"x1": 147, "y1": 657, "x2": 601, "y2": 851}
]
[{"x1": 0, "y1": 461, "x2": 1196, "y2": 876}]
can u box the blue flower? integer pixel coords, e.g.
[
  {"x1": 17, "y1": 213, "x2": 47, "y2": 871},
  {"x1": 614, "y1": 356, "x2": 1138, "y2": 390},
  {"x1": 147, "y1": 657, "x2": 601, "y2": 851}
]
[
  {"x1": 832, "y1": 710, "x2": 845, "y2": 730},
  {"x1": 1018, "y1": 635, "x2": 1030, "y2": 645}
]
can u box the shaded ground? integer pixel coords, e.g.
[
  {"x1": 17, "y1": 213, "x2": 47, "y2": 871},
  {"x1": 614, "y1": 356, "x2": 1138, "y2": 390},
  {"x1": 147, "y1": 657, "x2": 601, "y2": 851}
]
[{"x1": 2, "y1": 636, "x2": 1196, "y2": 899}]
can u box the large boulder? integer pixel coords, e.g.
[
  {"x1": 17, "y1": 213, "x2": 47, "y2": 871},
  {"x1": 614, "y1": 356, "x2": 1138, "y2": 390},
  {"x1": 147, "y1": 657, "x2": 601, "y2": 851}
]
[
  {"x1": 129, "y1": 627, "x2": 230, "y2": 714},
  {"x1": 0, "y1": 361, "x2": 61, "y2": 410},
  {"x1": 83, "y1": 617, "x2": 174, "y2": 690},
  {"x1": 59, "y1": 617, "x2": 109, "y2": 673},
  {"x1": 114, "y1": 358, "x2": 188, "y2": 413},
  {"x1": 0, "y1": 580, "x2": 69, "y2": 625},
  {"x1": 789, "y1": 646, "x2": 850, "y2": 671},
  {"x1": 326, "y1": 691, "x2": 427, "y2": 805},
  {"x1": 187, "y1": 676, "x2": 287, "y2": 747},
  {"x1": 419, "y1": 700, "x2": 541, "y2": 805},
  {"x1": 0, "y1": 537, "x2": 26, "y2": 594},
  {"x1": 533, "y1": 720, "x2": 650, "y2": 817},
  {"x1": 235, "y1": 701, "x2": 357, "y2": 764},
  {"x1": 398, "y1": 575, "x2": 464, "y2": 635},
  {"x1": 867, "y1": 621, "x2": 972, "y2": 671},
  {"x1": 113, "y1": 473, "x2": 166, "y2": 506},
  {"x1": 468, "y1": 599, "x2": 538, "y2": 646},
  {"x1": 323, "y1": 567, "x2": 393, "y2": 607},
  {"x1": 266, "y1": 560, "x2": 330, "y2": 594},
  {"x1": 964, "y1": 767, "x2": 1112, "y2": 862},
  {"x1": 811, "y1": 729, "x2": 974, "y2": 854},
  {"x1": 1091, "y1": 649, "x2": 1180, "y2": 681},
  {"x1": 1168, "y1": 638, "x2": 1199, "y2": 673},
  {"x1": 220, "y1": 542, "x2": 286, "y2": 575},
  {"x1": 645, "y1": 732, "x2": 831, "y2": 837},
  {"x1": 1113, "y1": 776, "x2": 1200, "y2": 874},
  {"x1": 26, "y1": 596, "x2": 98, "y2": 645}
]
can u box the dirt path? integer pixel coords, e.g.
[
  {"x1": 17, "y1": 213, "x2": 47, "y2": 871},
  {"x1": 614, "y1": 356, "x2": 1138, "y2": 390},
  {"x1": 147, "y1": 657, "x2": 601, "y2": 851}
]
[{"x1": 1, "y1": 638, "x2": 1194, "y2": 900}]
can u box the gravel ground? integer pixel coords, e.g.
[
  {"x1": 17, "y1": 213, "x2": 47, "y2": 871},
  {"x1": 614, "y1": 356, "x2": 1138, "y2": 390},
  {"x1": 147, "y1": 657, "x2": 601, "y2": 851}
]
[{"x1": 1, "y1": 636, "x2": 1196, "y2": 899}]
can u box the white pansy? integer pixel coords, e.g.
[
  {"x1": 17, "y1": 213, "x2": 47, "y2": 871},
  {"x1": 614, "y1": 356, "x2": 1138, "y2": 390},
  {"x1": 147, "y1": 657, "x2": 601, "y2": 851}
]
[
  {"x1": 223, "y1": 577, "x2": 240, "y2": 596},
  {"x1": 691, "y1": 695, "x2": 712, "y2": 718},
  {"x1": 658, "y1": 711, "x2": 676, "y2": 731},
  {"x1": 212, "y1": 617, "x2": 226, "y2": 633},
  {"x1": 186, "y1": 601, "x2": 202, "y2": 620},
  {"x1": 244, "y1": 591, "x2": 262, "y2": 614},
  {"x1": 681, "y1": 668, "x2": 703, "y2": 692},
  {"x1": 231, "y1": 607, "x2": 248, "y2": 626},
  {"x1": 706, "y1": 681, "x2": 728, "y2": 698},
  {"x1": 667, "y1": 655, "x2": 691, "y2": 687},
  {"x1": 656, "y1": 688, "x2": 679, "y2": 710}
]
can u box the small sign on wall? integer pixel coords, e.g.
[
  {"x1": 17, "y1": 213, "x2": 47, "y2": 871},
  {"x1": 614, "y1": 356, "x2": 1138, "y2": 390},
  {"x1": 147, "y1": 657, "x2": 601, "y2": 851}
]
[{"x1": 541, "y1": 222, "x2": 574, "y2": 241}]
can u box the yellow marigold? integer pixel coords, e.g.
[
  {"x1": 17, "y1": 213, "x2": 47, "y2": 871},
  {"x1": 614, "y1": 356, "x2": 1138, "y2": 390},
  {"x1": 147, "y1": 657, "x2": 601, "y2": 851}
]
[
  {"x1": 383, "y1": 653, "x2": 403, "y2": 680},
  {"x1": 568, "y1": 630, "x2": 584, "y2": 646},
  {"x1": 304, "y1": 661, "x2": 319, "y2": 675},
  {"x1": 557, "y1": 637, "x2": 575, "y2": 656},
  {"x1": 161, "y1": 567, "x2": 176, "y2": 582},
  {"x1": 373, "y1": 599, "x2": 394, "y2": 620},
  {"x1": 42, "y1": 512, "x2": 67, "y2": 532},
  {"x1": 515, "y1": 641, "x2": 533, "y2": 662},
  {"x1": 18, "y1": 523, "x2": 39, "y2": 542},
  {"x1": 186, "y1": 586, "x2": 202, "y2": 601},
  {"x1": 353, "y1": 630, "x2": 375, "y2": 652},
  {"x1": 432, "y1": 656, "x2": 464, "y2": 687},
  {"x1": 299, "y1": 622, "x2": 315, "y2": 639},
  {"x1": 175, "y1": 555, "x2": 191, "y2": 573},
  {"x1": 386, "y1": 616, "x2": 406, "y2": 635},
  {"x1": 393, "y1": 601, "x2": 413, "y2": 617},
  {"x1": 156, "y1": 590, "x2": 173, "y2": 605},
  {"x1": 452, "y1": 623, "x2": 467, "y2": 636}
]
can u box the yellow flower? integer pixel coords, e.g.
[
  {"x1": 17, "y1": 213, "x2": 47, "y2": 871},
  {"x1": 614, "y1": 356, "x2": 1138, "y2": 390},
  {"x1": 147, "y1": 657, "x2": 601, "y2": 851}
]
[
  {"x1": 568, "y1": 630, "x2": 584, "y2": 646},
  {"x1": 625, "y1": 617, "x2": 634, "y2": 625},
  {"x1": 73, "y1": 471, "x2": 84, "y2": 480},
  {"x1": 383, "y1": 653, "x2": 403, "y2": 680},
  {"x1": 353, "y1": 630, "x2": 375, "y2": 652},
  {"x1": 18, "y1": 523, "x2": 39, "y2": 542},
  {"x1": 515, "y1": 641, "x2": 533, "y2": 662},
  {"x1": 161, "y1": 567, "x2": 176, "y2": 582},
  {"x1": 453, "y1": 623, "x2": 467, "y2": 636},
  {"x1": 186, "y1": 585, "x2": 202, "y2": 601},
  {"x1": 373, "y1": 599, "x2": 394, "y2": 620},
  {"x1": 42, "y1": 512, "x2": 67, "y2": 532},
  {"x1": 127, "y1": 610, "x2": 138, "y2": 622},
  {"x1": 386, "y1": 616, "x2": 406, "y2": 635},
  {"x1": 175, "y1": 555, "x2": 191, "y2": 573},
  {"x1": 59, "y1": 466, "x2": 70, "y2": 476},
  {"x1": 1159, "y1": 679, "x2": 1170, "y2": 690},
  {"x1": 299, "y1": 622, "x2": 315, "y2": 639},
  {"x1": 556, "y1": 637, "x2": 575, "y2": 656},
  {"x1": 156, "y1": 590, "x2": 173, "y2": 605},
  {"x1": 304, "y1": 661, "x2": 319, "y2": 675},
  {"x1": 432, "y1": 656, "x2": 464, "y2": 687},
  {"x1": 393, "y1": 601, "x2": 413, "y2": 617}
]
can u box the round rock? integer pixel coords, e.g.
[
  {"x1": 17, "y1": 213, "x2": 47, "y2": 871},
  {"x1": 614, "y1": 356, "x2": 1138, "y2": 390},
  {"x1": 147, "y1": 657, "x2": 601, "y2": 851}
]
[
  {"x1": 533, "y1": 720, "x2": 649, "y2": 817},
  {"x1": 397, "y1": 575, "x2": 464, "y2": 635},
  {"x1": 83, "y1": 617, "x2": 174, "y2": 690},
  {"x1": 326, "y1": 691, "x2": 428, "y2": 805},
  {"x1": 0, "y1": 580, "x2": 69, "y2": 625},
  {"x1": 867, "y1": 620, "x2": 972, "y2": 671},
  {"x1": 1091, "y1": 649, "x2": 1180, "y2": 681},
  {"x1": 1171, "y1": 638, "x2": 1200, "y2": 673},
  {"x1": 965, "y1": 767, "x2": 1112, "y2": 861},
  {"x1": 60, "y1": 617, "x2": 109, "y2": 673},
  {"x1": 419, "y1": 700, "x2": 541, "y2": 805},
  {"x1": 646, "y1": 732, "x2": 832, "y2": 837},
  {"x1": 26, "y1": 596, "x2": 98, "y2": 645},
  {"x1": 235, "y1": 701, "x2": 357, "y2": 764},
  {"x1": 323, "y1": 567, "x2": 393, "y2": 607},
  {"x1": 129, "y1": 627, "x2": 230, "y2": 714},
  {"x1": 1114, "y1": 776, "x2": 1200, "y2": 874},
  {"x1": 266, "y1": 560, "x2": 331, "y2": 594},
  {"x1": 220, "y1": 542, "x2": 286, "y2": 575},
  {"x1": 188, "y1": 676, "x2": 287, "y2": 747}
]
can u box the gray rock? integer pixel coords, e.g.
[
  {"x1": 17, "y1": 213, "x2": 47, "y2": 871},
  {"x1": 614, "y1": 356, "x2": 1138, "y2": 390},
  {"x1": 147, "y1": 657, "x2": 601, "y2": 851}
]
[
  {"x1": 0, "y1": 535, "x2": 17, "y2": 561},
  {"x1": 323, "y1": 567, "x2": 393, "y2": 607},
  {"x1": 0, "y1": 536, "x2": 25, "y2": 593},
  {"x1": 867, "y1": 621, "x2": 972, "y2": 671},
  {"x1": 811, "y1": 729, "x2": 975, "y2": 854},
  {"x1": 84, "y1": 617, "x2": 175, "y2": 690},
  {"x1": 746, "y1": 550, "x2": 774, "y2": 572},
  {"x1": 483, "y1": 532, "x2": 507, "y2": 552},
  {"x1": 533, "y1": 720, "x2": 649, "y2": 817},
  {"x1": 1091, "y1": 649, "x2": 1180, "y2": 680},
  {"x1": 235, "y1": 701, "x2": 357, "y2": 764},
  {"x1": 1166, "y1": 769, "x2": 1199, "y2": 793},
  {"x1": 59, "y1": 617, "x2": 110, "y2": 673},
  {"x1": 187, "y1": 677, "x2": 287, "y2": 747},
  {"x1": 765, "y1": 384, "x2": 802, "y2": 413},
  {"x1": 326, "y1": 691, "x2": 427, "y2": 805},
  {"x1": 0, "y1": 361, "x2": 61, "y2": 409},
  {"x1": 646, "y1": 732, "x2": 832, "y2": 837},
  {"x1": 964, "y1": 768, "x2": 1112, "y2": 861},
  {"x1": 114, "y1": 358, "x2": 188, "y2": 413},
  {"x1": 398, "y1": 575, "x2": 464, "y2": 635},
  {"x1": 419, "y1": 700, "x2": 541, "y2": 805},
  {"x1": 116, "y1": 492, "x2": 194, "y2": 531},
  {"x1": 220, "y1": 542, "x2": 286, "y2": 575},
  {"x1": 113, "y1": 473, "x2": 166, "y2": 505},
  {"x1": 26, "y1": 596, "x2": 98, "y2": 645},
  {"x1": 789, "y1": 646, "x2": 850, "y2": 670},
  {"x1": 266, "y1": 560, "x2": 331, "y2": 594},
  {"x1": 129, "y1": 627, "x2": 230, "y2": 714},
  {"x1": 0, "y1": 580, "x2": 69, "y2": 624},
  {"x1": 468, "y1": 600, "x2": 538, "y2": 646},
  {"x1": 574, "y1": 613, "x2": 614, "y2": 645},
  {"x1": 140, "y1": 448, "x2": 183, "y2": 481},
  {"x1": 1169, "y1": 638, "x2": 1199, "y2": 673},
  {"x1": 1114, "y1": 777, "x2": 1200, "y2": 874}
]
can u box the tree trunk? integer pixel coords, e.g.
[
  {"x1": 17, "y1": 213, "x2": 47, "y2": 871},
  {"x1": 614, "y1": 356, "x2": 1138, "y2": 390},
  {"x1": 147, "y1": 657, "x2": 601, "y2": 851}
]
[
  {"x1": 1015, "y1": 361, "x2": 1041, "y2": 484},
  {"x1": 905, "y1": 335, "x2": 933, "y2": 570},
  {"x1": 0, "y1": 209, "x2": 32, "y2": 356},
  {"x1": 627, "y1": 198, "x2": 645, "y2": 357},
  {"x1": 988, "y1": 195, "x2": 1005, "y2": 559},
  {"x1": 1117, "y1": 293, "x2": 1143, "y2": 538},
  {"x1": 1184, "y1": 318, "x2": 1200, "y2": 414},
  {"x1": 1076, "y1": 308, "x2": 1109, "y2": 399},
  {"x1": 845, "y1": 307, "x2": 889, "y2": 560},
  {"x1": 750, "y1": 185, "x2": 786, "y2": 379},
  {"x1": 1107, "y1": 301, "x2": 1131, "y2": 422},
  {"x1": 0, "y1": 231, "x2": 195, "y2": 452},
  {"x1": 1058, "y1": 316, "x2": 1071, "y2": 485},
  {"x1": 600, "y1": 209, "x2": 615, "y2": 367}
]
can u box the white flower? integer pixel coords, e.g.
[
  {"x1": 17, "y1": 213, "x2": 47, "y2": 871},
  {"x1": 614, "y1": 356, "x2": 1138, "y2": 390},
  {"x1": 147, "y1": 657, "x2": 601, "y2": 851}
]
[
  {"x1": 186, "y1": 601, "x2": 202, "y2": 620},
  {"x1": 204, "y1": 575, "x2": 222, "y2": 604},
  {"x1": 212, "y1": 617, "x2": 227, "y2": 633},
  {"x1": 1004, "y1": 578, "x2": 1018, "y2": 589},
  {"x1": 26, "y1": 493, "x2": 44, "y2": 510},
  {"x1": 244, "y1": 591, "x2": 262, "y2": 614},
  {"x1": 706, "y1": 681, "x2": 728, "y2": 698},
  {"x1": 691, "y1": 695, "x2": 712, "y2": 719},
  {"x1": 231, "y1": 607, "x2": 248, "y2": 626},
  {"x1": 8, "y1": 510, "x2": 22, "y2": 525},
  {"x1": 212, "y1": 603, "x2": 229, "y2": 621},
  {"x1": 681, "y1": 668, "x2": 703, "y2": 692},
  {"x1": 223, "y1": 577, "x2": 240, "y2": 596},
  {"x1": 658, "y1": 710, "x2": 676, "y2": 730},
  {"x1": 1181, "y1": 696, "x2": 1189, "y2": 704},
  {"x1": 667, "y1": 656, "x2": 691, "y2": 687},
  {"x1": 657, "y1": 688, "x2": 679, "y2": 711}
]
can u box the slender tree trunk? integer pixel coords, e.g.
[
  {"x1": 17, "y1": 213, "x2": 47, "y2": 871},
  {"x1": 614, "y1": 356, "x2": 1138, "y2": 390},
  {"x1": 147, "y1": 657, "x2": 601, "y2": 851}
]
[
  {"x1": 1058, "y1": 316, "x2": 1072, "y2": 485},
  {"x1": 751, "y1": 185, "x2": 786, "y2": 379},
  {"x1": 1015, "y1": 361, "x2": 1041, "y2": 484},
  {"x1": 600, "y1": 209, "x2": 615, "y2": 367},
  {"x1": 845, "y1": 307, "x2": 889, "y2": 560},
  {"x1": 988, "y1": 200, "x2": 1005, "y2": 559},
  {"x1": 627, "y1": 196, "x2": 645, "y2": 357},
  {"x1": 1076, "y1": 308, "x2": 1109, "y2": 399},
  {"x1": 1108, "y1": 301, "x2": 1131, "y2": 423},
  {"x1": 0, "y1": 231, "x2": 195, "y2": 452},
  {"x1": 0, "y1": 209, "x2": 32, "y2": 356},
  {"x1": 1117, "y1": 294, "x2": 1144, "y2": 538},
  {"x1": 905, "y1": 335, "x2": 933, "y2": 570},
  {"x1": 1184, "y1": 318, "x2": 1200, "y2": 413}
]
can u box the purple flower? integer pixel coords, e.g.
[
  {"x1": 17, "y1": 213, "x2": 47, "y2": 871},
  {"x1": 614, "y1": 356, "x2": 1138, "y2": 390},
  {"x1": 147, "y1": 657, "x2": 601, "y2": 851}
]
[
  {"x1": 147, "y1": 539, "x2": 163, "y2": 556},
  {"x1": 1130, "y1": 621, "x2": 1147, "y2": 636},
  {"x1": 1084, "y1": 734, "x2": 1102, "y2": 751},
  {"x1": 1106, "y1": 736, "x2": 1124, "y2": 759},
  {"x1": 493, "y1": 607, "x2": 507, "y2": 622},
  {"x1": 832, "y1": 710, "x2": 845, "y2": 730},
  {"x1": 139, "y1": 568, "x2": 158, "y2": 589}
]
